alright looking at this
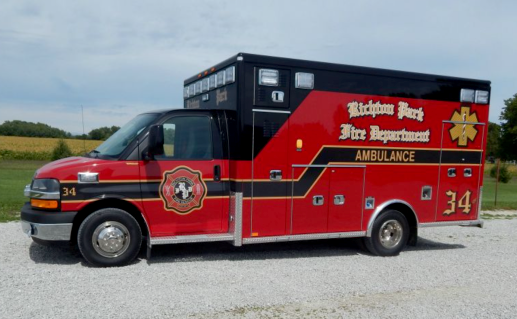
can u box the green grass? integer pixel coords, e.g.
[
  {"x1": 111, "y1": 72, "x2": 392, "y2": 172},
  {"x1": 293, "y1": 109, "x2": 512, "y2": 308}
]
[
  {"x1": 482, "y1": 176, "x2": 517, "y2": 210},
  {"x1": 0, "y1": 160, "x2": 47, "y2": 222}
]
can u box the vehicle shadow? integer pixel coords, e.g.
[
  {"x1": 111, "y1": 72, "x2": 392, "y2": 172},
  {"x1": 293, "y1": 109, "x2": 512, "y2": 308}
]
[
  {"x1": 145, "y1": 236, "x2": 465, "y2": 265},
  {"x1": 29, "y1": 241, "x2": 82, "y2": 265},
  {"x1": 27, "y1": 236, "x2": 465, "y2": 266}
]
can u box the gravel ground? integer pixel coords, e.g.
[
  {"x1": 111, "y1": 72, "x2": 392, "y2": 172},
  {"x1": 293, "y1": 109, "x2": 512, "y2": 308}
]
[{"x1": 1, "y1": 216, "x2": 517, "y2": 319}]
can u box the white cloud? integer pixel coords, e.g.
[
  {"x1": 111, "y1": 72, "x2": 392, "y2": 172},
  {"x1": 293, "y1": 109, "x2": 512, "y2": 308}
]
[{"x1": 0, "y1": 0, "x2": 516, "y2": 131}]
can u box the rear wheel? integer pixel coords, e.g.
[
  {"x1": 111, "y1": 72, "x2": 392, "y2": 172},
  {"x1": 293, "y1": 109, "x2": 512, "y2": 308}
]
[
  {"x1": 77, "y1": 208, "x2": 142, "y2": 267},
  {"x1": 364, "y1": 210, "x2": 409, "y2": 256}
]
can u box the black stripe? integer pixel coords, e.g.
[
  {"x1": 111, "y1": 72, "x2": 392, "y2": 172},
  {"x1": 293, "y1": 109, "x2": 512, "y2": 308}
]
[
  {"x1": 241, "y1": 147, "x2": 482, "y2": 198},
  {"x1": 61, "y1": 181, "x2": 228, "y2": 201}
]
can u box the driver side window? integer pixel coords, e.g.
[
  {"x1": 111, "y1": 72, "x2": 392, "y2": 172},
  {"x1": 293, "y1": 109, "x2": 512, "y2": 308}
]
[{"x1": 158, "y1": 116, "x2": 213, "y2": 160}]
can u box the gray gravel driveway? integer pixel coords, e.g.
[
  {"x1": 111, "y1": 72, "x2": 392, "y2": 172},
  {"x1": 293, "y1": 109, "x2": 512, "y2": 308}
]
[{"x1": 1, "y1": 217, "x2": 517, "y2": 318}]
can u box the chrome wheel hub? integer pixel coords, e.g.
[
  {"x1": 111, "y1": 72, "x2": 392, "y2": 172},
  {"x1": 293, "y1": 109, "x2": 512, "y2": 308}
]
[
  {"x1": 379, "y1": 219, "x2": 403, "y2": 249},
  {"x1": 92, "y1": 221, "x2": 130, "y2": 258}
]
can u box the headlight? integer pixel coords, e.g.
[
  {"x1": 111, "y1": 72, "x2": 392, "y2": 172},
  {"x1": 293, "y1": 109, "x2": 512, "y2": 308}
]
[
  {"x1": 31, "y1": 179, "x2": 60, "y2": 193},
  {"x1": 29, "y1": 179, "x2": 60, "y2": 210}
]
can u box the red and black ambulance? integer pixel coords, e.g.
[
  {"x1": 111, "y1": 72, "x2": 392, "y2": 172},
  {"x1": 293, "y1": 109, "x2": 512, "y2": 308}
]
[{"x1": 21, "y1": 53, "x2": 490, "y2": 266}]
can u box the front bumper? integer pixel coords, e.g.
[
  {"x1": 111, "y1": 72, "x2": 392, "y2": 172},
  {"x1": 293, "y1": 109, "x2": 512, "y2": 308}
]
[{"x1": 20, "y1": 202, "x2": 77, "y2": 241}]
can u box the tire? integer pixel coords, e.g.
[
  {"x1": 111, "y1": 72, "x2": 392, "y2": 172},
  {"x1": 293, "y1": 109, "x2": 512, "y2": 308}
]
[
  {"x1": 364, "y1": 210, "x2": 409, "y2": 256},
  {"x1": 77, "y1": 208, "x2": 142, "y2": 267}
]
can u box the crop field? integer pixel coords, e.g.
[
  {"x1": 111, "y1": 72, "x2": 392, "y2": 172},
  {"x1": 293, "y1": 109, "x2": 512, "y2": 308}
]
[{"x1": 0, "y1": 136, "x2": 102, "y2": 160}]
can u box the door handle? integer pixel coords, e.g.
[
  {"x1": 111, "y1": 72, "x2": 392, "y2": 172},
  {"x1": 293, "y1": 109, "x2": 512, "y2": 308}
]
[
  {"x1": 334, "y1": 195, "x2": 345, "y2": 205},
  {"x1": 270, "y1": 170, "x2": 282, "y2": 181},
  {"x1": 313, "y1": 195, "x2": 324, "y2": 206},
  {"x1": 214, "y1": 165, "x2": 221, "y2": 182}
]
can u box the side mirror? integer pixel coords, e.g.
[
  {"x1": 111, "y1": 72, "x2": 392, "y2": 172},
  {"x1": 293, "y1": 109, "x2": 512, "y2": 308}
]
[{"x1": 146, "y1": 125, "x2": 164, "y2": 160}]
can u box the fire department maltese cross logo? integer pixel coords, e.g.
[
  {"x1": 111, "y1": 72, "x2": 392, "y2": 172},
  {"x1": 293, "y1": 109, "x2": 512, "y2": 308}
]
[
  {"x1": 448, "y1": 106, "x2": 479, "y2": 147},
  {"x1": 159, "y1": 166, "x2": 207, "y2": 215}
]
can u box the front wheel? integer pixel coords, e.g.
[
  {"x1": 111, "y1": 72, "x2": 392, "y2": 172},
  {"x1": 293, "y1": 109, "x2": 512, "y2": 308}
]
[
  {"x1": 364, "y1": 210, "x2": 409, "y2": 256},
  {"x1": 77, "y1": 208, "x2": 142, "y2": 267}
]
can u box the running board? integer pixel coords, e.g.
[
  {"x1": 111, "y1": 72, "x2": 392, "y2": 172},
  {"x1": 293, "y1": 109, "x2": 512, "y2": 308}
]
[
  {"x1": 150, "y1": 233, "x2": 234, "y2": 245},
  {"x1": 242, "y1": 231, "x2": 366, "y2": 244}
]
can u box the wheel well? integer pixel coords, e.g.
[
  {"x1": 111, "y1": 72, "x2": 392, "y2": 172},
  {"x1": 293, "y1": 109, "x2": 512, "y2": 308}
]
[
  {"x1": 379, "y1": 203, "x2": 418, "y2": 246},
  {"x1": 70, "y1": 199, "x2": 149, "y2": 244}
]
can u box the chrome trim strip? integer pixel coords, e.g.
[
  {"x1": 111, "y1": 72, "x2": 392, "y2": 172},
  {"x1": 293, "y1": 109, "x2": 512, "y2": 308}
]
[
  {"x1": 252, "y1": 109, "x2": 291, "y2": 114},
  {"x1": 150, "y1": 233, "x2": 234, "y2": 245},
  {"x1": 229, "y1": 192, "x2": 243, "y2": 247},
  {"x1": 366, "y1": 199, "x2": 418, "y2": 237},
  {"x1": 418, "y1": 219, "x2": 484, "y2": 228},
  {"x1": 21, "y1": 221, "x2": 72, "y2": 241},
  {"x1": 243, "y1": 231, "x2": 366, "y2": 244},
  {"x1": 441, "y1": 121, "x2": 485, "y2": 125},
  {"x1": 28, "y1": 190, "x2": 60, "y2": 200},
  {"x1": 292, "y1": 164, "x2": 367, "y2": 168}
]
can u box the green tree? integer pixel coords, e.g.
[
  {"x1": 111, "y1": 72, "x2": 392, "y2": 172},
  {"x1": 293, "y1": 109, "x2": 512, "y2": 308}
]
[
  {"x1": 0, "y1": 120, "x2": 70, "y2": 138},
  {"x1": 486, "y1": 122, "x2": 501, "y2": 158},
  {"x1": 88, "y1": 126, "x2": 120, "y2": 140},
  {"x1": 51, "y1": 139, "x2": 73, "y2": 160},
  {"x1": 500, "y1": 93, "x2": 517, "y2": 160}
]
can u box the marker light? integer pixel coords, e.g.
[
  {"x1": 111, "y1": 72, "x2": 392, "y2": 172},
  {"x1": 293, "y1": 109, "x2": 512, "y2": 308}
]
[
  {"x1": 295, "y1": 72, "x2": 314, "y2": 89},
  {"x1": 202, "y1": 78, "x2": 209, "y2": 93},
  {"x1": 31, "y1": 199, "x2": 58, "y2": 209},
  {"x1": 209, "y1": 74, "x2": 216, "y2": 90},
  {"x1": 475, "y1": 90, "x2": 489, "y2": 104},
  {"x1": 258, "y1": 69, "x2": 279, "y2": 86},
  {"x1": 216, "y1": 71, "x2": 225, "y2": 87},
  {"x1": 225, "y1": 66, "x2": 235, "y2": 84},
  {"x1": 460, "y1": 89, "x2": 475, "y2": 103}
]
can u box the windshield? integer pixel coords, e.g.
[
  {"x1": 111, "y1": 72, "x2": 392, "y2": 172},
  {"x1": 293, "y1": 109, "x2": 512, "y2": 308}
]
[{"x1": 90, "y1": 113, "x2": 159, "y2": 159}]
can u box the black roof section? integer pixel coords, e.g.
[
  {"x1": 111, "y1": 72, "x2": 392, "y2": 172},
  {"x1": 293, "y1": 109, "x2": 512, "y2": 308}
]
[{"x1": 184, "y1": 53, "x2": 490, "y2": 87}]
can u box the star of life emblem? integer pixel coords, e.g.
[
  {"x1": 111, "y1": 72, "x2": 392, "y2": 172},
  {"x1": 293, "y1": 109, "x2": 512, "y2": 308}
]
[{"x1": 159, "y1": 167, "x2": 207, "y2": 215}]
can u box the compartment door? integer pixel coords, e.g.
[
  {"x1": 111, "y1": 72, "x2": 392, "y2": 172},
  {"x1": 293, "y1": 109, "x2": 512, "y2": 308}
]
[
  {"x1": 436, "y1": 114, "x2": 485, "y2": 222},
  {"x1": 250, "y1": 110, "x2": 290, "y2": 237},
  {"x1": 328, "y1": 166, "x2": 365, "y2": 232}
]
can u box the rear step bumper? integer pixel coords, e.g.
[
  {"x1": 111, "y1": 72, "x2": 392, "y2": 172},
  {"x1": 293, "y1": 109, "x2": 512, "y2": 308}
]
[{"x1": 418, "y1": 219, "x2": 484, "y2": 228}]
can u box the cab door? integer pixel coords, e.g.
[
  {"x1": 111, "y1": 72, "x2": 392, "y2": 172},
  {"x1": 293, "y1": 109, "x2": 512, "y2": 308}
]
[{"x1": 140, "y1": 113, "x2": 229, "y2": 237}]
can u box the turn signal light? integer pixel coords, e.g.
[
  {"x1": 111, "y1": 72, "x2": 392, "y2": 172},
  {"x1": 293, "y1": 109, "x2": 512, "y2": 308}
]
[{"x1": 31, "y1": 199, "x2": 58, "y2": 209}]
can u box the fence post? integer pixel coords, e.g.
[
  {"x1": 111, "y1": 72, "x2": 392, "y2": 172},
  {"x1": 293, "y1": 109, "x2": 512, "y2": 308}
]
[{"x1": 494, "y1": 159, "x2": 500, "y2": 207}]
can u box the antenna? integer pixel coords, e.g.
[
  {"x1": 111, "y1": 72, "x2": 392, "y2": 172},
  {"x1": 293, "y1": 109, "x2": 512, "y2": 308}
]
[{"x1": 81, "y1": 105, "x2": 86, "y2": 153}]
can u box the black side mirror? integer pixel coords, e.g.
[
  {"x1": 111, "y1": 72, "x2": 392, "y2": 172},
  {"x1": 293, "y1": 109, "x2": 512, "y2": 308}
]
[{"x1": 146, "y1": 125, "x2": 164, "y2": 160}]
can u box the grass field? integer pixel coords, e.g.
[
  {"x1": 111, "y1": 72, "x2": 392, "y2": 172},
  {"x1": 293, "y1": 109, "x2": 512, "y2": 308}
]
[
  {"x1": 0, "y1": 136, "x2": 102, "y2": 160},
  {"x1": 0, "y1": 160, "x2": 47, "y2": 222},
  {"x1": 0, "y1": 160, "x2": 516, "y2": 222}
]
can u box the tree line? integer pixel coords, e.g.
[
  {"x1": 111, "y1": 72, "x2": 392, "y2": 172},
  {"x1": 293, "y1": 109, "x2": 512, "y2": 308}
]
[
  {"x1": 0, "y1": 120, "x2": 119, "y2": 141},
  {"x1": 487, "y1": 93, "x2": 517, "y2": 161}
]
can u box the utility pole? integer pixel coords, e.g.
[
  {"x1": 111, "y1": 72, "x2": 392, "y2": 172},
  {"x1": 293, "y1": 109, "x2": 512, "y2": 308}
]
[{"x1": 81, "y1": 105, "x2": 86, "y2": 153}]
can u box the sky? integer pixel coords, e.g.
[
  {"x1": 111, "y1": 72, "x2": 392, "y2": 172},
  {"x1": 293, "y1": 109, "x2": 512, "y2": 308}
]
[{"x1": 0, "y1": 0, "x2": 516, "y2": 134}]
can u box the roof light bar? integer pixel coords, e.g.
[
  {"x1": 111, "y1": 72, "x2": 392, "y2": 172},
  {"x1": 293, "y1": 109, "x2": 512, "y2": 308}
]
[{"x1": 184, "y1": 65, "x2": 237, "y2": 99}]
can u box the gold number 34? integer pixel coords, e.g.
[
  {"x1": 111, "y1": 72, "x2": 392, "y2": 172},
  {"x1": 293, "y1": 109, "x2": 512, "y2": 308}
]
[{"x1": 443, "y1": 190, "x2": 472, "y2": 215}]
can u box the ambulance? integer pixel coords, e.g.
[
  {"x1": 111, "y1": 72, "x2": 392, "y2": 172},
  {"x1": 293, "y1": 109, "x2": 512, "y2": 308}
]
[{"x1": 21, "y1": 53, "x2": 490, "y2": 266}]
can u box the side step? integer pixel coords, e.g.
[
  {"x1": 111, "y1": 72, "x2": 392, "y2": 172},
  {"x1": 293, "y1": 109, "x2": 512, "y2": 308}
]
[{"x1": 150, "y1": 233, "x2": 234, "y2": 245}]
